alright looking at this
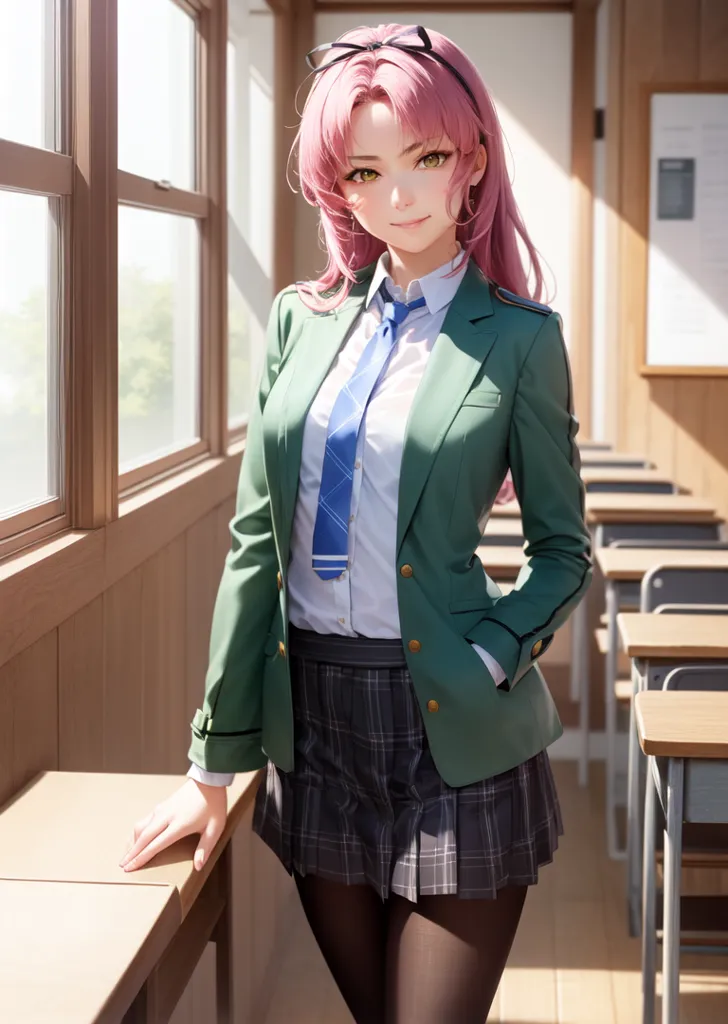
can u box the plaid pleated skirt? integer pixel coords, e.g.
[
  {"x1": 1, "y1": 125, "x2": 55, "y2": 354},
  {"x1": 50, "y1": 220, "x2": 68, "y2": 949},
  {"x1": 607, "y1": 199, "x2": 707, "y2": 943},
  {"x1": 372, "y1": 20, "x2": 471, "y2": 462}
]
[{"x1": 252, "y1": 626, "x2": 563, "y2": 903}]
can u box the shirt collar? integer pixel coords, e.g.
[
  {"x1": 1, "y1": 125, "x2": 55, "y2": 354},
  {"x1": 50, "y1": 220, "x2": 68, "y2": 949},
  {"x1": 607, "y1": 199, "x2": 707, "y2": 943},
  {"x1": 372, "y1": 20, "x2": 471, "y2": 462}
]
[{"x1": 365, "y1": 244, "x2": 469, "y2": 316}]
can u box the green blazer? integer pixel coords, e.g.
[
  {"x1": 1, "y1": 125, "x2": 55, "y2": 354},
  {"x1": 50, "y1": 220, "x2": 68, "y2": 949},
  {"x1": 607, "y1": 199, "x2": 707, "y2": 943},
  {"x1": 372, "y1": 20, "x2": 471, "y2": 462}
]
[{"x1": 188, "y1": 260, "x2": 593, "y2": 787}]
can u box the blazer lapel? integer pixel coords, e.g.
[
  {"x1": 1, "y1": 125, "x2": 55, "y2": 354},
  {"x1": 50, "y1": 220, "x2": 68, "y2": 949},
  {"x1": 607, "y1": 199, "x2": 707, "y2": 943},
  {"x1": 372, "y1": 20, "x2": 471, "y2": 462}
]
[
  {"x1": 396, "y1": 263, "x2": 498, "y2": 557},
  {"x1": 276, "y1": 269, "x2": 375, "y2": 565}
]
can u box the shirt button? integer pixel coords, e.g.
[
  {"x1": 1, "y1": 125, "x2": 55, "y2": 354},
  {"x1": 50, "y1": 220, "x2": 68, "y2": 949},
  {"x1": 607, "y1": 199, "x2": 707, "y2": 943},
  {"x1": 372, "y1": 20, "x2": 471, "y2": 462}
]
[
  {"x1": 427, "y1": 699, "x2": 439, "y2": 713},
  {"x1": 338, "y1": 617, "x2": 345, "y2": 624},
  {"x1": 349, "y1": 514, "x2": 355, "y2": 522},
  {"x1": 408, "y1": 639, "x2": 422, "y2": 653},
  {"x1": 400, "y1": 564, "x2": 413, "y2": 578},
  {"x1": 354, "y1": 460, "x2": 361, "y2": 470},
  {"x1": 278, "y1": 642, "x2": 286, "y2": 658}
]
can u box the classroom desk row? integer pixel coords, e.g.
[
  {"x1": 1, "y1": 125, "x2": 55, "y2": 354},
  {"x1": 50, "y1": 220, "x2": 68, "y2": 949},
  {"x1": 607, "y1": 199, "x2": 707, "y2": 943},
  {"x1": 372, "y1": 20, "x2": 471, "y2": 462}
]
[
  {"x1": 0, "y1": 770, "x2": 260, "y2": 1023},
  {"x1": 620, "y1": 623, "x2": 728, "y2": 1024}
]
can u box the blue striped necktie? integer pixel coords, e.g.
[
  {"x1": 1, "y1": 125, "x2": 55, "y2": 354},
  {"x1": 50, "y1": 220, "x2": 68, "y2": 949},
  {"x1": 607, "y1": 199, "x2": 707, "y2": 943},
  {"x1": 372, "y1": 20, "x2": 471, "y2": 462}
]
[{"x1": 312, "y1": 282, "x2": 427, "y2": 580}]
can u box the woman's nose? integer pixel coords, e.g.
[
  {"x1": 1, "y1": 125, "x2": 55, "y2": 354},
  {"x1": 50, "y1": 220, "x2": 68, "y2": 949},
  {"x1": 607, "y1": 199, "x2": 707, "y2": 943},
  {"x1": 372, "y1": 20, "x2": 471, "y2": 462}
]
[{"x1": 391, "y1": 185, "x2": 414, "y2": 211}]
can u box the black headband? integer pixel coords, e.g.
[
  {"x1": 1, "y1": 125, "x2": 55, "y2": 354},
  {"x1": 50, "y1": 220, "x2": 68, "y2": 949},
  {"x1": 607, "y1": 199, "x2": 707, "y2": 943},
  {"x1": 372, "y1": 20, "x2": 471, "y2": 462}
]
[{"x1": 305, "y1": 25, "x2": 479, "y2": 112}]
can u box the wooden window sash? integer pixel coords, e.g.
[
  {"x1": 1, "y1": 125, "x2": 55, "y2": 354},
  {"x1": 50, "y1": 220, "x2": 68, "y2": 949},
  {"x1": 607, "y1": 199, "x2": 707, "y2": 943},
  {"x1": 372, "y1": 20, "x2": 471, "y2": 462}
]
[
  {"x1": 117, "y1": 171, "x2": 209, "y2": 218},
  {"x1": 0, "y1": 141, "x2": 73, "y2": 196},
  {"x1": 115, "y1": 0, "x2": 227, "y2": 498},
  {"x1": 119, "y1": 439, "x2": 209, "y2": 493},
  {"x1": 0, "y1": 501, "x2": 65, "y2": 547}
]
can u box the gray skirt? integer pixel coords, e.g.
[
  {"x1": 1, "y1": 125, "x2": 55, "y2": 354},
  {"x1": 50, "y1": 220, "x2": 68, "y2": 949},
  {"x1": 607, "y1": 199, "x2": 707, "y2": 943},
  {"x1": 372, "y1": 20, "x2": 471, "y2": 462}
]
[{"x1": 252, "y1": 626, "x2": 562, "y2": 903}]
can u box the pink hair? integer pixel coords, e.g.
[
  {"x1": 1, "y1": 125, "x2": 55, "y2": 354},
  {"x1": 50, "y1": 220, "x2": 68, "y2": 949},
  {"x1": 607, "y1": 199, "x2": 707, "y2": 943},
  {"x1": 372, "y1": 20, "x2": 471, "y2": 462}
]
[{"x1": 292, "y1": 23, "x2": 547, "y2": 311}]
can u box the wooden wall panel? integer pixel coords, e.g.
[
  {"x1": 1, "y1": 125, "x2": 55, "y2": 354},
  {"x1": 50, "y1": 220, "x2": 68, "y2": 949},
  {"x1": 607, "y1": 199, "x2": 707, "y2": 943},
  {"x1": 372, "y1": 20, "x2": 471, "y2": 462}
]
[
  {"x1": 59, "y1": 596, "x2": 105, "y2": 772},
  {"x1": 611, "y1": 0, "x2": 728, "y2": 522},
  {"x1": 0, "y1": 632, "x2": 59, "y2": 808},
  {"x1": 103, "y1": 566, "x2": 145, "y2": 772}
]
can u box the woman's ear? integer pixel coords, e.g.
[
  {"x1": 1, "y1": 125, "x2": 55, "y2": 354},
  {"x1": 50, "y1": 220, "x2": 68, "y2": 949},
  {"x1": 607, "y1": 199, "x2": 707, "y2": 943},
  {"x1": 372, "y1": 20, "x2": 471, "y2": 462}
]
[{"x1": 471, "y1": 143, "x2": 487, "y2": 187}]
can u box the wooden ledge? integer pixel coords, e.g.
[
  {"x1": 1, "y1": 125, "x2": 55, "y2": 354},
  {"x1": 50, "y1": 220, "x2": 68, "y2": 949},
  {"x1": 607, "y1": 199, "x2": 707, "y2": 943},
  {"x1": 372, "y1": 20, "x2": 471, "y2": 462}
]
[{"x1": 0, "y1": 770, "x2": 261, "y2": 919}]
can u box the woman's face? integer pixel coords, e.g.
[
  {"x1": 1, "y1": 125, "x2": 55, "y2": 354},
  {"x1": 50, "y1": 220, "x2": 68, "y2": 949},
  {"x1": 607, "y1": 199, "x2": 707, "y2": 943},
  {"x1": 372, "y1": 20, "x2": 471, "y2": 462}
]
[{"x1": 338, "y1": 100, "x2": 485, "y2": 256}]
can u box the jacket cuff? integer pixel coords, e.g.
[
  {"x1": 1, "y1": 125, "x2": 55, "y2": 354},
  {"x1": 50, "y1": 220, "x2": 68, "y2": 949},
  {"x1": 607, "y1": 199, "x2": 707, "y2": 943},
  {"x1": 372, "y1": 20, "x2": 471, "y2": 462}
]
[
  {"x1": 188, "y1": 718, "x2": 267, "y2": 775},
  {"x1": 465, "y1": 619, "x2": 554, "y2": 691}
]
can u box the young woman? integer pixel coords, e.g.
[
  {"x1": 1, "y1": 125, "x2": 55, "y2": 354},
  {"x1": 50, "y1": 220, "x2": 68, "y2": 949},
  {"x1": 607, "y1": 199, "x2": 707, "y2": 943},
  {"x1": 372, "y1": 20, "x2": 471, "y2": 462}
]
[{"x1": 121, "y1": 24, "x2": 592, "y2": 1023}]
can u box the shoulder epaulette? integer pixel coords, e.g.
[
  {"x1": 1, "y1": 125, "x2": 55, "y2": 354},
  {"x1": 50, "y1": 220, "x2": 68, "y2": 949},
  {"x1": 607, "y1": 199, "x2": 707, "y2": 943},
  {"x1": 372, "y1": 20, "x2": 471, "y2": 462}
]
[{"x1": 495, "y1": 286, "x2": 552, "y2": 315}]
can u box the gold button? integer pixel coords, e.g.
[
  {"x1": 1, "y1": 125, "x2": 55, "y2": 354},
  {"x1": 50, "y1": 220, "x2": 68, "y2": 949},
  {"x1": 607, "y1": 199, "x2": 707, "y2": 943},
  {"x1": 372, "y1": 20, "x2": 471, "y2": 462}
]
[
  {"x1": 531, "y1": 639, "x2": 543, "y2": 658},
  {"x1": 427, "y1": 699, "x2": 439, "y2": 713},
  {"x1": 400, "y1": 564, "x2": 413, "y2": 578},
  {"x1": 408, "y1": 639, "x2": 421, "y2": 653},
  {"x1": 278, "y1": 641, "x2": 286, "y2": 658},
  {"x1": 276, "y1": 571, "x2": 282, "y2": 591}
]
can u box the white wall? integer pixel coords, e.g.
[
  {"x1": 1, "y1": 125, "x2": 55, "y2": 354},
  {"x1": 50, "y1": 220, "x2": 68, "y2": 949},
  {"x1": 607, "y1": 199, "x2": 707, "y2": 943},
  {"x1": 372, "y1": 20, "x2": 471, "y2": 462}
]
[{"x1": 296, "y1": 10, "x2": 574, "y2": 344}]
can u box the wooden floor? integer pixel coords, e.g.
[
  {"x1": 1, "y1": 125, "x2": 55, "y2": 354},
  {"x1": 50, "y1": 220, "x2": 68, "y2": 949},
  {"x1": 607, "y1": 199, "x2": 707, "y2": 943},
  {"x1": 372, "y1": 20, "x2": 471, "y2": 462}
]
[{"x1": 262, "y1": 761, "x2": 728, "y2": 1023}]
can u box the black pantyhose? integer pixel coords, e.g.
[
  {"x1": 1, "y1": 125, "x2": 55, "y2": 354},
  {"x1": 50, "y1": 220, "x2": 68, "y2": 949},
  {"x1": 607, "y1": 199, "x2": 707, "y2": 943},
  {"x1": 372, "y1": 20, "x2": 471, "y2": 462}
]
[{"x1": 293, "y1": 871, "x2": 527, "y2": 1024}]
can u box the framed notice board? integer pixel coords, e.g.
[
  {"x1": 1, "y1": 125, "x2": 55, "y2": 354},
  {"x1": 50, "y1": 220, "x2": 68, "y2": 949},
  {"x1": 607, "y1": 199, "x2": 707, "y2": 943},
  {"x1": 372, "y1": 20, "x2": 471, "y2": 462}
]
[{"x1": 642, "y1": 86, "x2": 728, "y2": 377}]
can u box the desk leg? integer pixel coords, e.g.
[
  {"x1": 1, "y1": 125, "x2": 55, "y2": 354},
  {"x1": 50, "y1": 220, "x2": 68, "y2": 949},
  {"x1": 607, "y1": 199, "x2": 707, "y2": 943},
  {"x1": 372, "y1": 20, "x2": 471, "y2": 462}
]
[
  {"x1": 575, "y1": 599, "x2": 590, "y2": 786},
  {"x1": 662, "y1": 758, "x2": 684, "y2": 1024},
  {"x1": 605, "y1": 581, "x2": 623, "y2": 860},
  {"x1": 627, "y1": 664, "x2": 645, "y2": 937},
  {"x1": 642, "y1": 756, "x2": 658, "y2": 1024},
  {"x1": 213, "y1": 842, "x2": 235, "y2": 1024}
]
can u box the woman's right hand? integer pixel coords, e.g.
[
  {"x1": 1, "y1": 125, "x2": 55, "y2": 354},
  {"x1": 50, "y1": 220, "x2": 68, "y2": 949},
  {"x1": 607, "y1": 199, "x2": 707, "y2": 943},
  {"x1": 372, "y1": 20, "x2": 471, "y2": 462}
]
[{"x1": 119, "y1": 778, "x2": 228, "y2": 874}]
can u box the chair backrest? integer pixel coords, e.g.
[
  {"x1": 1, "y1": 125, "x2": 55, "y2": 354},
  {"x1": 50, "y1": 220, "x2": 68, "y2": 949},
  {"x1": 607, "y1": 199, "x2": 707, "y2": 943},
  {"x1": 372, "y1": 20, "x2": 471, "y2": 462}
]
[
  {"x1": 644, "y1": 602, "x2": 728, "y2": 689},
  {"x1": 598, "y1": 522, "x2": 723, "y2": 547},
  {"x1": 663, "y1": 665, "x2": 728, "y2": 692},
  {"x1": 585, "y1": 481, "x2": 676, "y2": 494},
  {"x1": 641, "y1": 567, "x2": 728, "y2": 613}
]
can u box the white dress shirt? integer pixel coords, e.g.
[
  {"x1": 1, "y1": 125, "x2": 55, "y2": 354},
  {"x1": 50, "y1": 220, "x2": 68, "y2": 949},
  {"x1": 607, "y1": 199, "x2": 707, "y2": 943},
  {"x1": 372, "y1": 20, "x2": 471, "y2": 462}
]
[{"x1": 188, "y1": 247, "x2": 504, "y2": 788}]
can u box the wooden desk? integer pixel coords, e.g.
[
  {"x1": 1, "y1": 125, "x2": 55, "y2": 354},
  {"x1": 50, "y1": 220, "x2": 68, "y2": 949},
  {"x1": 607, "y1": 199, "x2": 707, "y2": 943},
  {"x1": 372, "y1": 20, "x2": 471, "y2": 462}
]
[
  {"x1": 636, "y1": 691, "x2": 728, "y2": 1024},
  {"x1": 488, "y1": 499, "x2": 521, "y2": 518},
  {"x1": 580, "y1": 451, "x2": 651, "y2": 468},
  {"x1": 0, "y1": 879, "x2": 179, "y2": 1024},
  {"x1": 585, "y1": 493, "x2": 719, "y2": 526},
  {"x1": 0, "y1": 771, "x2": 261, "y2": 1022},
  {"x1": 619, "y1": 615, "x2": 728, "y2": 944},
  {"x1": 482, "y1": 517, "x2": 524, "y2": 543},
  {"x1": 478, "y1": 545, "x2": 526, "y2": 581},
  {"x1": 581, "y1": 467, "x2": 677, "y2": 491},
  {"x1": 579, "y1": 440, "x2": 613, "y2": 450},
  {"x1": 618, "y1": 613, "x2": 728, "y2": 661},
  {"x1": 572, "y1": 495, "x2": 722, "y2": 788},
  {"x1": 594, "y1": 550, "x2": 728, "y2": 861}
]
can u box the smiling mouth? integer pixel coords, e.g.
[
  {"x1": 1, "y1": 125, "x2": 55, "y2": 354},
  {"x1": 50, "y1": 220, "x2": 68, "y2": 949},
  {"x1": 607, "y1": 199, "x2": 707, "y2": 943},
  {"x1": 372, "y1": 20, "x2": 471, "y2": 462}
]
[{"x1": 391, "y1": 215, "x2": 430, "y2": 228}]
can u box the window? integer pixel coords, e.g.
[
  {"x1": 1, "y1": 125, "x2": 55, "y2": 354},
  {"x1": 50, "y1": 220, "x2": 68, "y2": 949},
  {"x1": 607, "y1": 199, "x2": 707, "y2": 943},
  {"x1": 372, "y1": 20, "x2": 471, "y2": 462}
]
[
  {"x1": 0, "y1": 0, "x2": 67, "y2": 547},
  {"x1": 227, "y1": 0, "x2": 275, "y2": 431},
  {"x1": 0, "y1": 0, "x2": 231, "y2": 554},
  {"x1": 117, "y1": 0, "x2": 209, "y2": 489}
]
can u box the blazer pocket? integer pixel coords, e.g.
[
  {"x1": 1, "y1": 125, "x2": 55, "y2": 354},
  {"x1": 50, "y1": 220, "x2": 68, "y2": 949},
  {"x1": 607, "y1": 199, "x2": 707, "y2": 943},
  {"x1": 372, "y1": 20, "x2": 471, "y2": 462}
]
[{"x1": 461, "y1": 388, "x2": 502, "y2": 409}]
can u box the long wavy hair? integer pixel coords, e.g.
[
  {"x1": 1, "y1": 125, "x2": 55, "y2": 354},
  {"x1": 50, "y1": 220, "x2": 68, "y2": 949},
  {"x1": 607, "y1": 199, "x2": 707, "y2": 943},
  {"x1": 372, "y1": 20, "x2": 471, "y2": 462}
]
[{"x1": 292, "y1": 23, "x2": 547, "y2": 311}]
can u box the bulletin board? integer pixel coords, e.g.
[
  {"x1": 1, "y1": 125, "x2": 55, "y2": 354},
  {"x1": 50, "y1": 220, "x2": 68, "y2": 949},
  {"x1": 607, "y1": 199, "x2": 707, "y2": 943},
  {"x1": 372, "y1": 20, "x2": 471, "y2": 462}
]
[{"x1": 642, "y1": 86, "x2": 728, "y2": 376}]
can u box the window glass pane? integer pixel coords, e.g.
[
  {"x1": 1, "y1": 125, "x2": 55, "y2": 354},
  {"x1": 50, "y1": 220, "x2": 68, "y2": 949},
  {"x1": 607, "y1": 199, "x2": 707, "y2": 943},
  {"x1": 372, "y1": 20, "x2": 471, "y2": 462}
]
[
  {"x1": 118, "y1": 206, "x2": 200, "y2": 474},
  {"x1": 118, "y1": 0, "x2": 195, "y2": 191},
  {"x1": 0, "y1": 0, "x2": 60, "y2": 151},
  {"x1": 0, "y1": 190, "x2": 60, "y2": 518},
  {"x1": 227, "y1": 2, "x2": 274, "y2": 428}
]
